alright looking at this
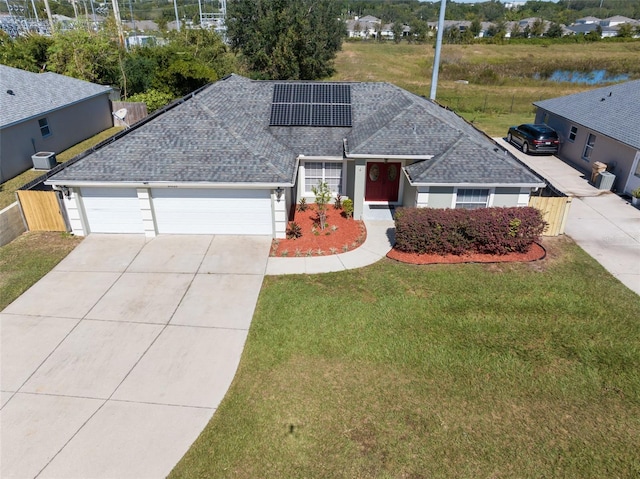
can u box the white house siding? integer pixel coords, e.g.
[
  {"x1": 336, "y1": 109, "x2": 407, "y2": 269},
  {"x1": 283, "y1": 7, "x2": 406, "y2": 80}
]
[
  {"x1": 151, "y1": 188, "x2": 273, "y2": 235},
  {"x1": 63, "y1": 189, "x2": 84, "y2": 236},
  {"x1": 0, "y1": 94, "x2": 112, "y2": 183}
]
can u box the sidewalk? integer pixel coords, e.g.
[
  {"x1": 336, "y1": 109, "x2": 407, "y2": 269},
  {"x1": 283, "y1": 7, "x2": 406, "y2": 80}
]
[{"x1": 266, "y1": 219, "x2": 395, "y2": 275}]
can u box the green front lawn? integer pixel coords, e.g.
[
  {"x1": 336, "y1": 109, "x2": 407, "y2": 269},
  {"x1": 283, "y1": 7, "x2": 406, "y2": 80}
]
[
  {"x1": 0, "y1": 232, "x2": 82, "y2": 310},
  {"x1": 171, "y1": 237, "x2": 640, "y2": 478}
]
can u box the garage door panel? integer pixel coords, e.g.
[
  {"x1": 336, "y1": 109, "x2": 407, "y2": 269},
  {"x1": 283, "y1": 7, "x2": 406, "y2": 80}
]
[
  {"x1": 152, "y1": 188, "x2": 272, "y2": 235},
  {"x1": 82, "y1": 188, "x2": 144, "y2": 234}
]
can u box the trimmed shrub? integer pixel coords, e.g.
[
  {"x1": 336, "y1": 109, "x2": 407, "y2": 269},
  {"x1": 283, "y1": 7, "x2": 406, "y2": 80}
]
[{"x1": 394, "y1": 207, "x2": 545, "y2": 255}]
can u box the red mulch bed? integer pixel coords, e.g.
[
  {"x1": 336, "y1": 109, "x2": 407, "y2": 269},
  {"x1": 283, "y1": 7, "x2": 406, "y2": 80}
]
[
  {"x1": 271, "y1": 203, "x2": 545, "y2": 265},
  {"x1": 270, "y1": 204, "x2": 366, "y2": 257},
  {"x1": 387, "y1": 242, "x2": 546, "y2": 265}
]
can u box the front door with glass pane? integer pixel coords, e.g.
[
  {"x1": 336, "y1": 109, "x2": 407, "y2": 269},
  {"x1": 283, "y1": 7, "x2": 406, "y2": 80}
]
[{"x1": 365, "y1": 162, "x2": 400, "y2": 202}]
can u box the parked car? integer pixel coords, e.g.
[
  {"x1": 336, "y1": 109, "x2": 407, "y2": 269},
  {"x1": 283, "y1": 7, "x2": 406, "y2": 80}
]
[{"x1": 507, "y1": 124, "x2": 559, "y2": 155}]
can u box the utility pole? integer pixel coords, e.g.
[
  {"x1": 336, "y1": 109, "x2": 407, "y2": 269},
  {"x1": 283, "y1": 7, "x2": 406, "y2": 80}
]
[
  {"x1": 42, "y1": 0, "x2": 54, "y2": 32},
  {"x1": 112, "y1": 0, "x2": 125, "y2": 47},
  {"x1": 30, "y1": 0, "x2": 39, "y2": 22},
  {"x1": 430, "y1": 0, "x2": 446, "y2": 100},
  {"x1": 173, "y1": 0, "x2": 180, "y2": 31}
]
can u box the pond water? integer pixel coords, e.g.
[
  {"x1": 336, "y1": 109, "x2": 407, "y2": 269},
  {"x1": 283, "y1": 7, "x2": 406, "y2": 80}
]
[{"x1": 545, "y1": 70, "x2": 630, "y2": 85}]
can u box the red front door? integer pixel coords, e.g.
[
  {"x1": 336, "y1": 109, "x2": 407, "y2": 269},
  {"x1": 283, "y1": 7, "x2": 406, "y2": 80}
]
[{"x1": 365, "y1": 162, "x2": 400, "y2": 202}]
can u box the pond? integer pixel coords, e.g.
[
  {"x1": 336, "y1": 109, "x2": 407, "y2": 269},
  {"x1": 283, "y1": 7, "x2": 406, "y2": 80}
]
[{"x1": 544, "y1": 70, "x2": 630, "y2": 85}]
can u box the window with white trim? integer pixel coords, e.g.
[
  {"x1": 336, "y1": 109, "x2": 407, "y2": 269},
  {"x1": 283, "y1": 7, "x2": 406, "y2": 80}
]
[
  {"x1": 38, "y1": 118, "x2": 51, "y2": 137},
  {"x1": 568, "y1": 125, "x2": 578, "y2": 142},
  {"x1": 583, "y1": 133, "x2": 596, "y2": 160},
  {"x1": 455, "y1": 189, "x2": 489, "y2": 209},
  {"x1": 304, "y1": 161, "x2": 342, "y2": 194}
]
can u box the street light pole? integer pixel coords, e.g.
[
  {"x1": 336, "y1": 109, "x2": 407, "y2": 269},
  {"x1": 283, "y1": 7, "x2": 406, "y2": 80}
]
[{"x1": 430, "y1": 0, "x2": 447, "y2": 100}]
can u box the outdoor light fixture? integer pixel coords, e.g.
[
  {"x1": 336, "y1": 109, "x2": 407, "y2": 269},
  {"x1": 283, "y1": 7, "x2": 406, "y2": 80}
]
[{"x1": 275, "y1": 187, "x2": 284, "y2": 202}]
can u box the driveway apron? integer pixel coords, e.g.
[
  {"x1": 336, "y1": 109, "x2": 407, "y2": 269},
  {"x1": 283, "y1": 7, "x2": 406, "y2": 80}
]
[
  {"x1": 1, "y1": 234, "x2": 271, "y2": 479},
  {"x1": 497, "y1": 137, "x2": 640, "y2": 296}
]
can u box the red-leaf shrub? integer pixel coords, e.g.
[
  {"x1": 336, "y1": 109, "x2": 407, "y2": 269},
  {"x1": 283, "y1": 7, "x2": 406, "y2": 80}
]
[{"x1": 394, "y1": 207, "x2": 546, "y2": 255}]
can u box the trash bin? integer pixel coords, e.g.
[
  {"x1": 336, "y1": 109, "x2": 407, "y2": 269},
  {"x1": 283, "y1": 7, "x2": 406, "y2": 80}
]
[{"x1": 595, "y1": 171, "x2": 615, "y2": 191}]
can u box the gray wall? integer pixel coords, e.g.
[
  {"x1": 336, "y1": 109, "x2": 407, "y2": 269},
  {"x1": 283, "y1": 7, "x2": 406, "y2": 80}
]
[
  {"x1": 492, "y1": 187, "x2": 521, "y2": 207},
  {"x1": 0, "y1": 94, "x2": 113, "y2": 183},
  {"x1": 536, "y1": 109, "x2": 637, "y2": 193}
]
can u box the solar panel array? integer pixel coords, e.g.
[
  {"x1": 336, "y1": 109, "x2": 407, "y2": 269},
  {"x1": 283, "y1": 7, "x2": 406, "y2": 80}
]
[{"x1": 270, "y1": 83, "x2": 352, "y2": 127}]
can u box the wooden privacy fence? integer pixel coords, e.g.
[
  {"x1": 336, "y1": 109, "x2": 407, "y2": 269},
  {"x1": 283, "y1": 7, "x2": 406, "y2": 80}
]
[
  {"x1": 16, "y1": 190, "x2": 67, "y2": 232},
  {"x1": 529, "y1": 195, "x2": 572, "y2": 236},
  {"x1": 111, "y1": 101, "x2": 148, "y2": 127}
]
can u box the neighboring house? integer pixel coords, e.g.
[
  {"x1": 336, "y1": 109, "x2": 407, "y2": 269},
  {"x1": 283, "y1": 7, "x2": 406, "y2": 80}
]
[
  {"x1": 0, "y1": 65, "x2": 113, "y2": 183},
  {"x1": 565, "y1": 22, "x2": 619, "y2": 37},
  {"x1": 599, "y1": 15, "x2": 636, "y2": 27},
  {"x1": 574, "y1": 16, "x2": 601, "y2": 25},
  {"x1": 46, "y1": 75, "x2": 545, "y2": 238},
  {"x1": 533, "y1": 80, "x2": 640, "y2": 195}
]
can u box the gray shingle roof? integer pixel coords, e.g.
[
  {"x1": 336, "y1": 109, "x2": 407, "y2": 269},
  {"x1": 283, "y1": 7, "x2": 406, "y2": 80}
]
[
  {"x1": 0, "y1": 65, "x2": 112, "y2": 128},
  {"x1": 534, "y1": 79, "x2": 640, "y2": 150},
  {"x1": 48, "y1": 74, "x2": 543, "y2": 187}
]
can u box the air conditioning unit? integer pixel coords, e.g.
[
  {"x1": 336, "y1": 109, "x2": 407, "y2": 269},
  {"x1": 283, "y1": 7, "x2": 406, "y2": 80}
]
[{"x1": 32, "y1": 151, "x2": 57, "y2": 170}]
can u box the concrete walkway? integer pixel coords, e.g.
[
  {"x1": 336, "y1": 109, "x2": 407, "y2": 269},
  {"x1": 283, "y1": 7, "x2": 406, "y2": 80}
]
[
  {"x1": 266, "y1": 219, "x2": 395, "y2": 275},
  {"x1": 0, "y1": 234, "x2": 271, "y2": 479},
  {"x1": 496, "y1": 138, "x2": 640, "y2": 295}
]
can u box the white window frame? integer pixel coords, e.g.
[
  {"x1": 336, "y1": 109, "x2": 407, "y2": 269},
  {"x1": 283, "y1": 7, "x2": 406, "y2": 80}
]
[
  {"x1": 582, "y1": 133, "x2": 596, "y2": 161},
  {"x1": 301, "y1": 160, "x2": 344, "y2": 196},
  {"x1": 568, "y1": 125, "x2": 578, "y2": 142},
  {"x1": 452, "y1": 187, "x2": 494, "y2": 209},
  {"x1": 38, "y1": 117, "x2": 51, "y2": 138}
]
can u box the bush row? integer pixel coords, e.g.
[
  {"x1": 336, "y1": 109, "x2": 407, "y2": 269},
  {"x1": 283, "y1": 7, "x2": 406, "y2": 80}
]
[{"x1": 394, "y1": 207, "x2": 546, "y2": 255}]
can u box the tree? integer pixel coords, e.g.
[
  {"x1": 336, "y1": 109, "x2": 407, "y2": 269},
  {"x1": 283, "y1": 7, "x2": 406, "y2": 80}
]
[
  {"x1": 470, "y1": 18, "x2": 482, "y2": 38},
  {"x1": 546, "y1": 22, "x2": 564, "y2": 38},
  {"x1": 47, "y1": 29, "x2": 121, "y2": 85},
  {"x1": 530, "y1": 17, "x2": 545, "y2": 37},
  {"x1": 226, "y1": 0, "x2": 345, "y2": 80},
  {"x1": 616, "y1": 23, "x2": 634, "y2": 38},
  {"x1": 0, "y1": 32, "x2": 53, "y2": 72},
  {"x1": 391, "y1": 22, "x2": 404, "y2": 43}
]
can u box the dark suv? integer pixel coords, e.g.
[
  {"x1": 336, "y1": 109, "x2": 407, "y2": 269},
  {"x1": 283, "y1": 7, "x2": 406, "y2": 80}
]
[{"x1": 507, "y1": 124, "x2": 559, "y2": 155}]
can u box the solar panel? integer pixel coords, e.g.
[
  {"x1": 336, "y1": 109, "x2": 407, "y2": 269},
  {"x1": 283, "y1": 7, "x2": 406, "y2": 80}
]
[{"x1": 270, "y1": 83, "x2": 352, "y2": 127}]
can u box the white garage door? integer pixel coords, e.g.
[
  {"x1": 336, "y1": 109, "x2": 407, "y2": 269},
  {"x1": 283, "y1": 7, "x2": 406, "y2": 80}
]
[
  {"x1": 81, "y1": 187, "x2": 144, "y2": 234},
  {"x1": 152, "y1": 188, "x2": 273, "y2": 235}
]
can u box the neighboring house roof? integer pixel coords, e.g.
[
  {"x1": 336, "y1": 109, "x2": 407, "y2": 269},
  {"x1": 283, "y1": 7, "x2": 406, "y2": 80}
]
[
  {"x1": 357, "y1": 15, "x2": 380, "y2": 24},
  {"x1": 566, "y1": 23, "x2": 618, "y2": 35},
  {"x1": 601, "y1": 15, "x2": 637, "y2": 26},
  {"x1": 575, "y1": 16, "x2": 601, "y2": 24},
  {"x1": 0, "y1": 65, "x2": 112, "y2": 129},
  {"x1": 48, "y1": 74, "x2": 544, "y2": 188},
  {"x1": 533, "y1": 79, "x2": 640, "y2": 150}
]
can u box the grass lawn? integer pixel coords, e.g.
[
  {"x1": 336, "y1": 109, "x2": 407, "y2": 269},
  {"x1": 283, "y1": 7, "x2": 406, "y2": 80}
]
[
  {"x1": 0, "y1": 126, "x2": 123, "y2": 210},
  {"x1": 331, "y1": 41, "x2": 640, "y2": 136},
  {"x1": 171, "y1": 237, "x2": 640, "y2": 478},
  {"x1": 0, "y1": 232, "x2": 82, "y2": 310}
]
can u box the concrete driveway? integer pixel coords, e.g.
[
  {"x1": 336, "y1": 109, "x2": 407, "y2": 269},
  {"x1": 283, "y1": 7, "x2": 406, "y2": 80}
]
[
  {"x1": 497, "y1": 138, "x2": 640, "y2": 296},
  {"x1": 1, "y1": 234, "x2": 271, "y2": 478}
]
